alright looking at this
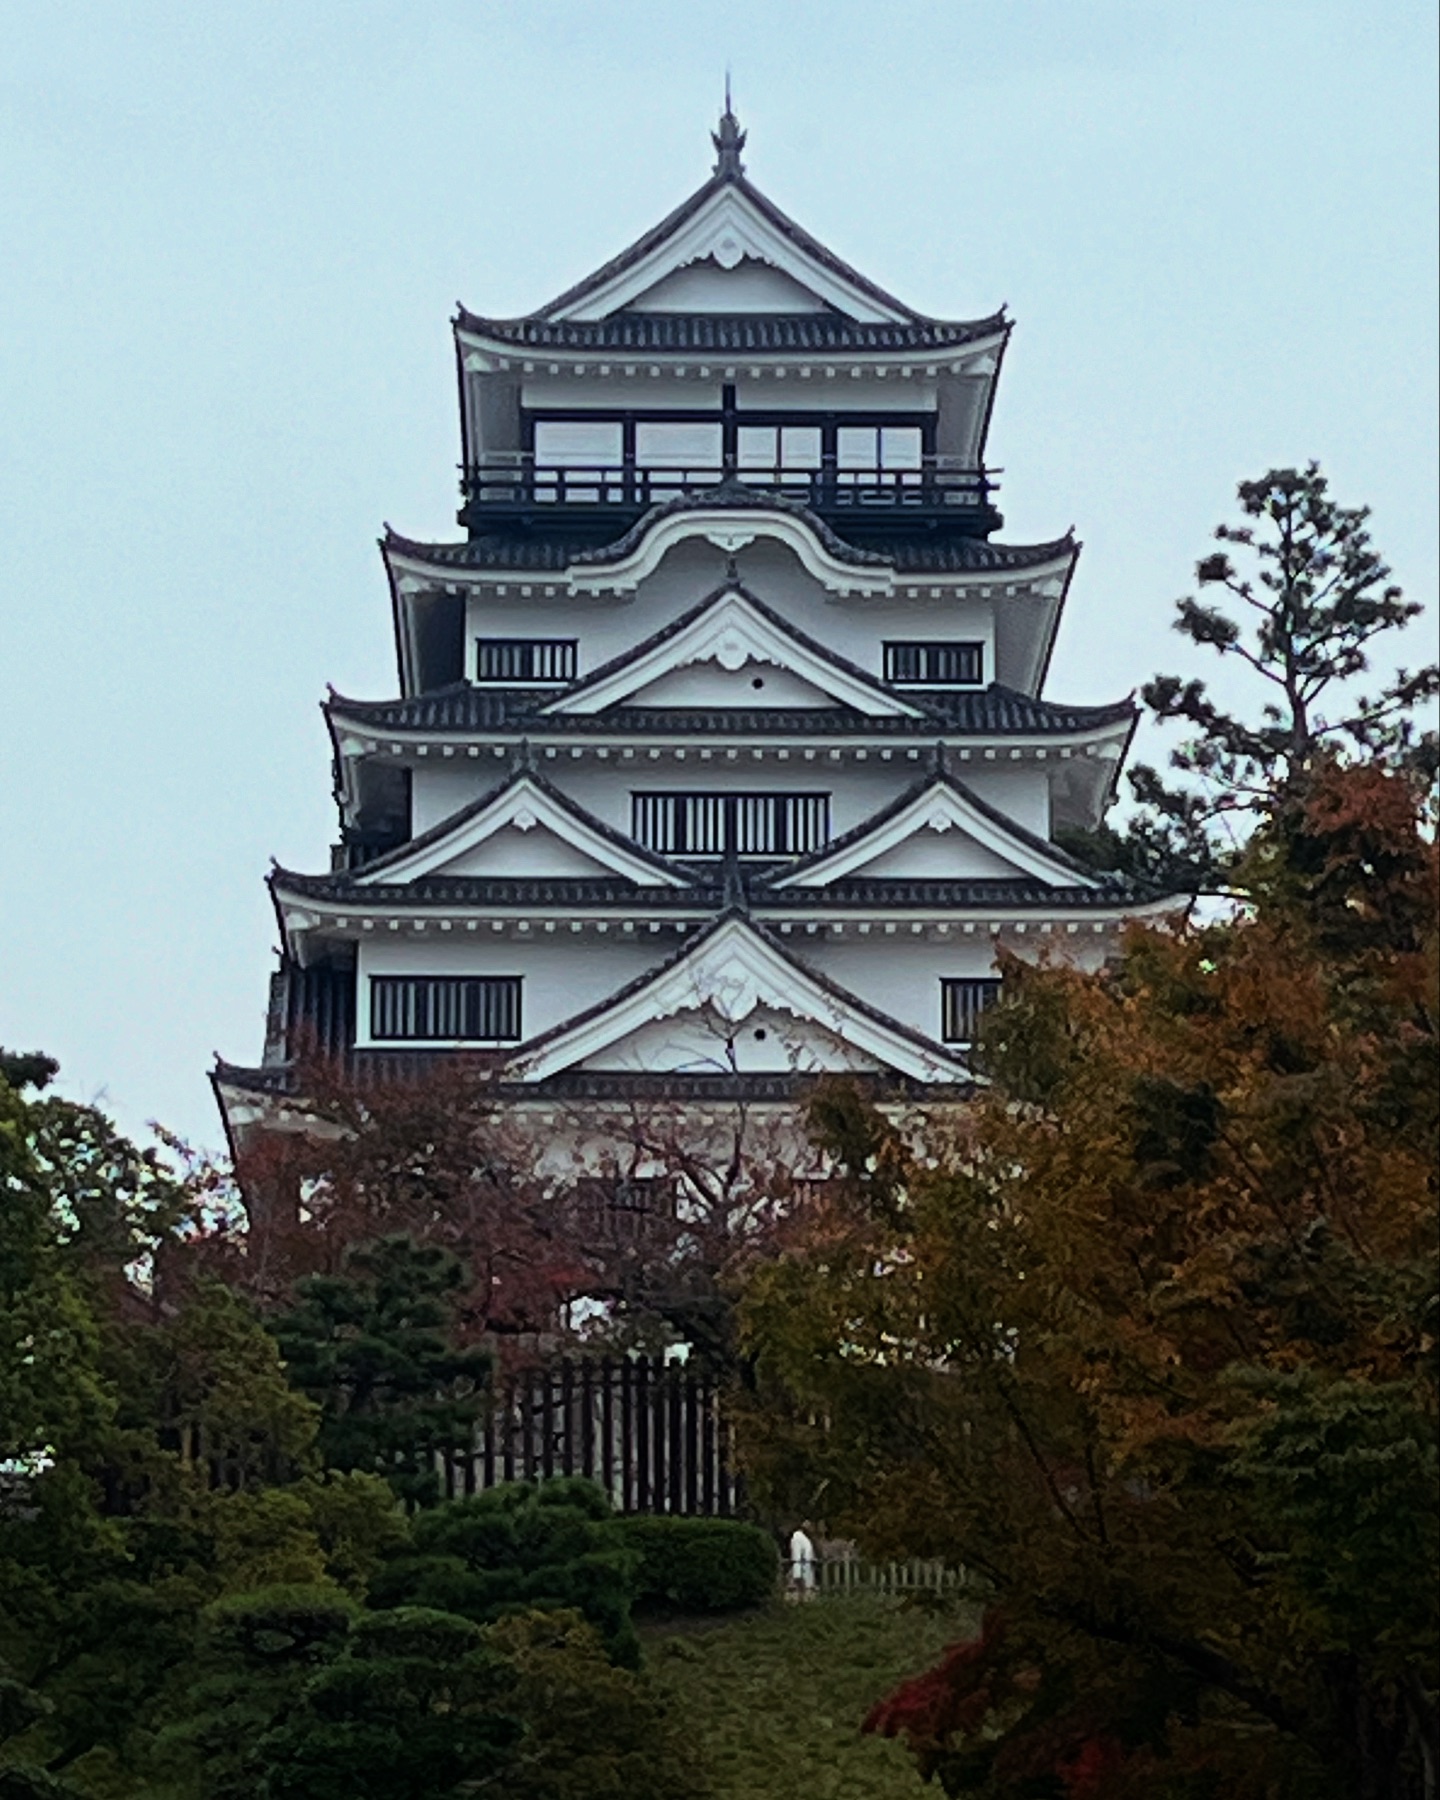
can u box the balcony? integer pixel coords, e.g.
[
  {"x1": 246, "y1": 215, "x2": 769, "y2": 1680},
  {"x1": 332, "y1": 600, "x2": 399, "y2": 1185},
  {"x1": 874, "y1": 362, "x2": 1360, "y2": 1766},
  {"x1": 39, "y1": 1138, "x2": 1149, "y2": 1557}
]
[{"x1": 459, "y1": 454, "x2": 999, "y2": 535}]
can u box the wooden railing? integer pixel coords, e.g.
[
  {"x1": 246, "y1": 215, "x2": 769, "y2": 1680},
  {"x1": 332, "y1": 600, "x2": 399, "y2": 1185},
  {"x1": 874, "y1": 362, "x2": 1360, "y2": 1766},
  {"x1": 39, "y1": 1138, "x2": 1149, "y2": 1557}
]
[
  {"x1": 815, "y1": 1552, "x2": 969, "y2": 1598},
  {"x1": 461, "y1": 455, "x2": 994, "y2": 516}
]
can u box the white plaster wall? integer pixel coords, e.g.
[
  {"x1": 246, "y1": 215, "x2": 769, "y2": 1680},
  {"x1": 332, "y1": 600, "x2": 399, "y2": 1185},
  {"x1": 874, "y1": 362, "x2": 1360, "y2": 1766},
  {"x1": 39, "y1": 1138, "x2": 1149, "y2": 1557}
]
[
  {"x1": 411, "y1": 764, "x2": 499, "y2": 835},
  {"x1": 557, "y1": 759, "x2": 913, "y2": 838},
  {"x1": 464, "y1": 537, "x2": 1002, "y2": 689},
  {"x1": 519, "y1": 377, "x2": 724, "y2": 411},
  {"x1": 410, "y1": 759, "x2": 1050, "y2": 857},
  {"x1": 355, "y1": 936, "x2": 660, "y2": 1047},
  {"x1": 628, "y1": 260, "x2": 828, "y2": 313},
  {"x1": 578, "y1": 1003, "x2": 884, "y2": 1074},
  {"x1": 848, "y1": 831, "x2": 1030, "y2": 881},
  {"x1": 797, "y1": 932, "x2": 1111, "y2": 1041},
  {"x1": 958, "y1": 767, "x2": 1051, "y2": 838},
  {"x1": 622, "y1": 661, "x2": 837, "y2": 709},
  {"x1": 438, "y1": 824, "x2": 618, "y2": 880}
]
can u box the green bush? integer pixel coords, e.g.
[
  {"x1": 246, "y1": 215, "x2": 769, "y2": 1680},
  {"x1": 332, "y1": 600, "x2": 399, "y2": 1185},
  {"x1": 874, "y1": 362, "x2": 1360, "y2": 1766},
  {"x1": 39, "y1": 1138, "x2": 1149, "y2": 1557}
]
[
  {"x1": 369, "y1": 1478, "x2": 641, "y2": 1666},
  {"x1": 618, "y1": 1517, "x2": 778, "y2": 1615}
]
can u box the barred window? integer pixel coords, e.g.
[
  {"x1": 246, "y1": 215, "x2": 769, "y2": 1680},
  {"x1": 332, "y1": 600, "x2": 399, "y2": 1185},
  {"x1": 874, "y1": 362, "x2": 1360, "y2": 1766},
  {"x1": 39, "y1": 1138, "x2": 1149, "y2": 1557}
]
[
  {"x1": 884, "y1": 641, "x2": 984, "y2": 686},
  {"x1": 940, "y1": 977, "x2": 1002, "y2": 1045},
  {"x1": 631, "y1": 791, "x2": 830, "y2": 857},
  {"x1": 371, "y1": 975, "x2": 522, "y2": 1042},
  {"x1": 475, "y1": 638, "x2": 577, "y2": 683}
]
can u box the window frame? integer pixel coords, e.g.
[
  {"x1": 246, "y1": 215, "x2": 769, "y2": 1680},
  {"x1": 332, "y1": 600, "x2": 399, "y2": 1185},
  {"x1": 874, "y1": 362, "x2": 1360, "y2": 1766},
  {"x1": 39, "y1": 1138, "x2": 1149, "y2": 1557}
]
[
  {"x1": 474, "y1": 637, "x2": 578, "y2": 685},
  {"x1": 631, "y1": 790, "x2": 831, "y2": 858},
  {"x1": 939, "y1": 977, "x2": 1002, "y2": 1046},
  {"x1": 370, "y1": 975, "x2": 523, "y2": 1044},
  {"x1": 883, "y1": 641, "x2": 986, "y2": 687}
]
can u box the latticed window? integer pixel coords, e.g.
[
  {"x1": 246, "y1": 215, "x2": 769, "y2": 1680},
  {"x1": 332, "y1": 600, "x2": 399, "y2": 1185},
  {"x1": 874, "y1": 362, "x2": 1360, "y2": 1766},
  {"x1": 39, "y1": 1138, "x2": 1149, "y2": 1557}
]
[
  {"x1": 370, "y1": 975, "x2": 522, "y2": 1042},
  {"x1": 884, "y1": 641, "x2": 984, "y2": 685},
  {"x1": 474, "y1": 638, "x2": 577, "y2": 683},
  {"x1": 940, "y1": 977, "x2": 1002, "y2": 1045},
  {"x1": 631, "y1": 791, "x2": 830, "y2": 857}
]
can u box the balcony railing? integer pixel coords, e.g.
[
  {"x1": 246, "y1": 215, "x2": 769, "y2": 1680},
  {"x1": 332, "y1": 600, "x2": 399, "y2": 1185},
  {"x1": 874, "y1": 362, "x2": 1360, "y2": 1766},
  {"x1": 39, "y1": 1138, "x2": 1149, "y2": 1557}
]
[{"x1": 460, "y1": 454, "x2": 996, "y2": 520}]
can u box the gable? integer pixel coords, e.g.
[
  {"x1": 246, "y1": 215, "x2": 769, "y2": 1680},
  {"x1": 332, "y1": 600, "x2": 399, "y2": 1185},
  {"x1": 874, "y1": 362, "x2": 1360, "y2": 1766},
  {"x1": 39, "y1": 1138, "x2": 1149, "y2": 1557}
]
[
  {"x1": 578, "y1": 1003, "x2": 887, "y2": 1075},
  {"x1": 770, "y1": 779, "x2": 1099, "y2": 891},
  {"x1": 628, "y1": 257, "x2": 830, "y2": 314},
  {"x1": 508, "y1": 915, "x2": 969, "y2": 1084},
  {"x1": 623, "y1": 659, "x2": 838, "y2": 710},
  {"x1": 354, "y1": 775, "x2": 688, "y2": 890},
  {"x1": 548, "y1": 185, "x2": 909, "y2": 325},
  {"x1": 540, "y1": 588, "x2": 923, "y2": 719},
  {"x1": 431, "y1": 822, "x2": 621, "y2": 881},
  {"x1": 844, "y1": 827, "x2": 1039, "y2": 883}
]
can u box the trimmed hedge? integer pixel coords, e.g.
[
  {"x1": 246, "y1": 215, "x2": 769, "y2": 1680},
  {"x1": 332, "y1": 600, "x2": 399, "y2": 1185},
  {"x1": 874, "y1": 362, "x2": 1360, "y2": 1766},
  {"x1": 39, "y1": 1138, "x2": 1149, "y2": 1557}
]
[{"x1": 618, "y1": 1516, "x2": 779, "y2": 1615}]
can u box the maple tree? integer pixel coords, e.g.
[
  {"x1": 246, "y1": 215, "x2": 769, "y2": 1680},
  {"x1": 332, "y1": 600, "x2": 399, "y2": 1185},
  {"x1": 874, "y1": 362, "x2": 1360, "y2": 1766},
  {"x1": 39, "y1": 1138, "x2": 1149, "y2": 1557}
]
[{"x1": 739, "y1": 759, "x2": 1438, "y2": 1797}]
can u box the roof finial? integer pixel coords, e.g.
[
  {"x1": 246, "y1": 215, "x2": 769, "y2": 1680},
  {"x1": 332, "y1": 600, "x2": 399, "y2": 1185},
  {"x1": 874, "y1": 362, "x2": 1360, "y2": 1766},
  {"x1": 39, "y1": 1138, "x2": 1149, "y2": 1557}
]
[{"x1": 712, "y1": 75, "x2": 746, "y2": 178}]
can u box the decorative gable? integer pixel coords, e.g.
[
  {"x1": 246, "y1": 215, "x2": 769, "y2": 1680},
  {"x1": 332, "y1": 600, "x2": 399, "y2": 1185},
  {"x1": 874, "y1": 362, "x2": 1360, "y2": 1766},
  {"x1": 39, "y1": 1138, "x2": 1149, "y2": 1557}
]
[
  {"x1": 769, "y1": 776, "x2": 1099, "y2": 890},
  {"x1": 353, "y1": 773, "x2": 689, "y2": 890},
  {"x1": 578, "y1": 1003, "x2": 888, "y2": 1076},
  {"x1": 545, "y1": 183, "x2": 909, "y2": 324},
  {"x1": 509, "y1": 915, "x2": 970, "y2": 1084},
  {"x1": 627, "y1": 257, "x2": 832, "y2": 315},
  {"x1": 540, "y1": 587, "x2": 924, "y2": 719}
]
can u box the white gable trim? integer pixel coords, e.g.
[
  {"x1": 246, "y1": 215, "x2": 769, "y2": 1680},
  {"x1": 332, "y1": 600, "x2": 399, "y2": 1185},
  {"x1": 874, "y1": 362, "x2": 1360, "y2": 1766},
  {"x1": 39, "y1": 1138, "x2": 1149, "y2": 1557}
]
[
  {"x1": 539, "y1": 589, "x2": 923, "y2": 719},
  {"x1": 547, "y1": 187, "x2": 909, "y2": 325},
  {"x1": 353, "y1": 776, "x2": 688, "y2": 889},
  {"x1": 770, "y1": 781, "x2": 1099, "y2": 890},
  {"x1": 509, "y1": 916, "x2": 969, "y2": 1084}
]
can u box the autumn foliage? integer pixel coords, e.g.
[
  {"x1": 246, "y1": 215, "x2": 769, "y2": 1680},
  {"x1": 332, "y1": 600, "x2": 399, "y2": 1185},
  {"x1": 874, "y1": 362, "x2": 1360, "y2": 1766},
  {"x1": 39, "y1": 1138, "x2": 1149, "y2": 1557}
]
[{"x1": 740, "y1": 762, "x2": 1438, "y2": 1797}]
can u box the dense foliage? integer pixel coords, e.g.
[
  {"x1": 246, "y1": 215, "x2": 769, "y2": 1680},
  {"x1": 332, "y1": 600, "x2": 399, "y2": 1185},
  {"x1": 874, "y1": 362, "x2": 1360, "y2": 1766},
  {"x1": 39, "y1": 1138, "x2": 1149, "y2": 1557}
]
[
  {"x1": 619, "y1": 1515, "x2": 780, "y2": 1615},
  {"x1": 0, "y1": 1050, "x2": 702, "y2": 1795},
  {"x1": 740, "y1": 760, "x2": 1438, "y2": 1796}
]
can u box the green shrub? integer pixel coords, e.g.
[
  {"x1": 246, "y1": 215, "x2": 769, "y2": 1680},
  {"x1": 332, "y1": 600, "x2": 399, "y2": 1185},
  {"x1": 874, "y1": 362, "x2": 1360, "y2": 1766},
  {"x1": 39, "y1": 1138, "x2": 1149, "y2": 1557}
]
[
  {"x1": 370, "y1": 1479, "x2": 641, "y2": 1666},
  {"x1": 618, "y1": 1517, "x2": 778, "y2": 1615},
  {"x1": 484, "y1": 1609, "x2": 706, "y2": 1800}
]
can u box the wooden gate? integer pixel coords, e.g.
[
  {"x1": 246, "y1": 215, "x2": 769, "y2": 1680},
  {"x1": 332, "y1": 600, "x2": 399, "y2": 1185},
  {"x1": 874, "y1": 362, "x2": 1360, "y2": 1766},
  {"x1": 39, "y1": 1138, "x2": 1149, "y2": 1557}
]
[{"x1": 442, "y1": 1355, "x2": 741, "y2": 1516}]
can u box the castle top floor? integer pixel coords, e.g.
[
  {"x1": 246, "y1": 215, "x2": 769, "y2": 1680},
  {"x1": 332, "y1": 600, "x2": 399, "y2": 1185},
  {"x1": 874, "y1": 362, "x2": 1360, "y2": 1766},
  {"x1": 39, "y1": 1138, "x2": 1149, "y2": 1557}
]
[{"x1": 454, "y1": 107, "x2": 1010, "y2": 544}]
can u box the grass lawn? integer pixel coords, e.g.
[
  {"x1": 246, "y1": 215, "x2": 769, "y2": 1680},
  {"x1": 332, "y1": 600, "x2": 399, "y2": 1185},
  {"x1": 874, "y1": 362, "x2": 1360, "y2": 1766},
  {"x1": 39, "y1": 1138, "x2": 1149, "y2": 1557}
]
[{"x1": 643, "y1": 1593, "x2": 976, "y2": 1800}]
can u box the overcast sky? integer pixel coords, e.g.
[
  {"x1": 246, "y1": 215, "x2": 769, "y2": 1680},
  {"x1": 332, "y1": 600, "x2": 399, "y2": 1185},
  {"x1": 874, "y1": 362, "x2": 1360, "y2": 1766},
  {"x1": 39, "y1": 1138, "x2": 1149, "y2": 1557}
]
[{"x1": 2, "y1": 0, "x2": 1435, "y2": 1152}]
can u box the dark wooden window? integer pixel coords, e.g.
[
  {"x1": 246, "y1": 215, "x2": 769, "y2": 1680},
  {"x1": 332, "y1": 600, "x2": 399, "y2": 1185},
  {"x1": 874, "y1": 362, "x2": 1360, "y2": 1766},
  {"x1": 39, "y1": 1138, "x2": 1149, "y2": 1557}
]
[
  {"x1": 371, "y1": 975, "x2": 522, "y2": 1042},
  {"x1": 884, "y1": 641, "x2": 984, "y2": 685},
  {"x1": 474, "y1": 638, "x2": 577, "y2": 683},
  {"x1": 940, "y1": 978, "x2": 1002, "y2": 1045},
  {"x1": 573, "y1": 1176, "x2": 679, "y2": 1244},
  {"x1": 632, "y1": 791, "x2": 830, "y2": 857}
]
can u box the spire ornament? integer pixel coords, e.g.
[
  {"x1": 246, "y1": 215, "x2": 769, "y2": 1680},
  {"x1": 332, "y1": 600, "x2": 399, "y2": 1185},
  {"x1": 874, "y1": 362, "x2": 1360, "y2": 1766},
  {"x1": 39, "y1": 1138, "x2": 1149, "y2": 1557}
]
[{"x1": 711, "y1": 79, "x2": 746, "y2": 178}]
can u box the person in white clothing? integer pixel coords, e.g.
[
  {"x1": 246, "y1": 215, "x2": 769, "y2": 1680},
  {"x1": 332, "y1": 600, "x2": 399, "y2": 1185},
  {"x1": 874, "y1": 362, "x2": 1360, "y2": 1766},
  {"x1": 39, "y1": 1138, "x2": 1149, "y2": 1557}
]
[{"x1": 788, "y1": 1522, "x2": 817, "y2": 1600}]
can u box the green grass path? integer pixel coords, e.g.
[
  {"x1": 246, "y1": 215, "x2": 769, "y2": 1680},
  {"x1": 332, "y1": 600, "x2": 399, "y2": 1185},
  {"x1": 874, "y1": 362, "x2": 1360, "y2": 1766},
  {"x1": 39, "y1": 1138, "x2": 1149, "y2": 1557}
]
[{"x1": 643, "y1": 1595, "x2": 975, "y2": 1800}]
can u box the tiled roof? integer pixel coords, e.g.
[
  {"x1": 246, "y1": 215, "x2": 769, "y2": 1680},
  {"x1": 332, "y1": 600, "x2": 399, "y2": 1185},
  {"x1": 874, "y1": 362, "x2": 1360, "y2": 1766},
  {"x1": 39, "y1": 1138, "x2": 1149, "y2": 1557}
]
[
  {"x1": 214, "y1": 1059, "x2": 965, "y2": 1104},
  {"x1": 382, "y1": 505, "x2": 1075, "y2": 576},
  {"x1": 527, "y1": 164, "x2": 924, "y2": 324},
  {"x1": 268, "y1": 870, "x2": 1152, "y2": 910},
  {"x1": 326, "y1": 681, "x2": 1135, "y2": 738},
  {"x1": 454, "y1": 310, "x2": 1008, "y2": 353}
]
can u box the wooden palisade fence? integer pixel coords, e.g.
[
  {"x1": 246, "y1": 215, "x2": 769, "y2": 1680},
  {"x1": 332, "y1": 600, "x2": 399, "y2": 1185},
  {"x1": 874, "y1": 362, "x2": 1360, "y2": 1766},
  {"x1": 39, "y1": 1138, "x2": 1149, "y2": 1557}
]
[{"x1": 442, "y1": 1355, "x2": 742, "y2": 1517}]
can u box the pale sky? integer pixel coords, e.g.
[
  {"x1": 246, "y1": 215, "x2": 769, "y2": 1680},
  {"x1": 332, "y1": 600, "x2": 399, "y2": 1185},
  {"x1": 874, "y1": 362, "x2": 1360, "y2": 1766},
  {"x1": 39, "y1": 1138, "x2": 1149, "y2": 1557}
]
[{"x1": 2, "y1": 0, "x2": 1435, "y2": 1152}]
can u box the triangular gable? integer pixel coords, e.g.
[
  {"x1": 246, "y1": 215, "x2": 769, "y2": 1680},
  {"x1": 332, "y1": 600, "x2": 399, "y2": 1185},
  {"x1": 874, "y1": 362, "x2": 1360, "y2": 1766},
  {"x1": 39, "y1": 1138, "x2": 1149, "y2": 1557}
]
[
  {"x1": 577, "y1": 1002, "x2": 888, "y2": 1076},
  {"x1": 542, "y1": 177, "x2": 913, "y2": 325},
  {"x1": 628, "y1": 258, "x2": 830, "y2": 315},
  {"x1": 539, "y1": 587, "x2": 925, "y2": 719},
  {"x1": 508, "y1": 914, "x2": 970, "y2": 1085},
  {"x1": 353, "y1": 773, "x2": 690, "y2": 890},
  {"x1": 767, "y1": 775, "x2": 1100, "y2": 891}
]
